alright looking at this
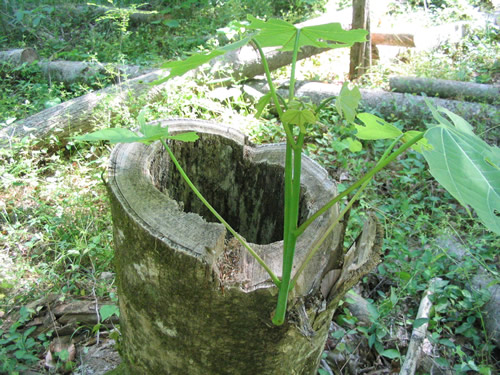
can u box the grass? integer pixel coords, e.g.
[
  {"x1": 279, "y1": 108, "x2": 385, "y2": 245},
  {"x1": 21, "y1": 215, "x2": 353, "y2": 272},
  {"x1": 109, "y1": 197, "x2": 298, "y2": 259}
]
[{"x1": 1, "y1": 0, "x2": 499, "y2": 373}]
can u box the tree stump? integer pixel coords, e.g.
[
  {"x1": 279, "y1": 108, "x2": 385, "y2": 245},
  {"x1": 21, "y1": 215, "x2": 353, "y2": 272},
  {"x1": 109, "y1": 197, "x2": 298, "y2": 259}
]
[{"x1": 107, "y1": 119, "x2": 381, "y2": 374}]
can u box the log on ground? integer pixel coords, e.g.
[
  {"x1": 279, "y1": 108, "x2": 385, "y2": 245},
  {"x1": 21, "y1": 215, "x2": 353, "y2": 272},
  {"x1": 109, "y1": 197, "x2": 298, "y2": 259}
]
[
  {"x1": 0, "y1": 69, "x2": 169, "y2": 148},
  {"x1": 400, "y1": 278, "x2": 440, "y2": 375},
  {"x1": 39, "y1": 60, "x2": 151, "y2": 85},
  {"x1": 0, "y1": 48, "x2": 39, "y2": 64},
  {"x1": 390, "y1": 76, "x2": 500, "y2": 104}
]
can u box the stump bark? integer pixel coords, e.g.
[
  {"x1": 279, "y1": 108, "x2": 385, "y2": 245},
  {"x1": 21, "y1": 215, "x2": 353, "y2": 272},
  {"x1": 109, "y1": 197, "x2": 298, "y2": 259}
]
[{"x1": 107, "y1": 119, "x2": 381, "y2": 374}]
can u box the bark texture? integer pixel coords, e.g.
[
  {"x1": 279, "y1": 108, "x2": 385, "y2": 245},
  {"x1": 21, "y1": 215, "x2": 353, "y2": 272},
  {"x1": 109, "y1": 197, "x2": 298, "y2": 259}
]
[
  {"x1": 349, "y1": 0, "x2": 371, "y2": 80},
  {"x1": 0, "y1": 48, "x2": 39, "y2": 64},
  {"x1": 390, "y1": 76, "x2": 500, "y2": 104},
  {"x1": 243, "y1": 79, "x2": 500, "y2": 142},
  {"x1": 108, "y1": 119, "x2": 381, "y2": 374}
]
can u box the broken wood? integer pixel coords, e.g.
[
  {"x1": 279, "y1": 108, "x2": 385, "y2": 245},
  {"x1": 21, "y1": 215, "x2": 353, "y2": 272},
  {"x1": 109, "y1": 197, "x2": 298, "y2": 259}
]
[
  {"x1": 1, "y1": 294, "x2": 118, "y2": 339},
  {"x1": 0, "y1": 48, "x2": 39, "y2": 64},
  {"x1": 0, "y1": 69, "x2": 169, "y2": 148},
  {"x1": 243, "y1": 79, "x2": 500, "y2": 142},
  {"x1": 390, "y1": 76, "x2": 499, "y2": 104},
  {"x1": 400, "y1": 278, "x2": 440, "y2": 375}
]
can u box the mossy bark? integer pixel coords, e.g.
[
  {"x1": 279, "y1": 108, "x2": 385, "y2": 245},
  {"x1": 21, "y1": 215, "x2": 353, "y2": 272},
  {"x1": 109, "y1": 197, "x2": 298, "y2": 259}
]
[{"x1": 107, "y1": 119, "x2": 379, "y2": 374}]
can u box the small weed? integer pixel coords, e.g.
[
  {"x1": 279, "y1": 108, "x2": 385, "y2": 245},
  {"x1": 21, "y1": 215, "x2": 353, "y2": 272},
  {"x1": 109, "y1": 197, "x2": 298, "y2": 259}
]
[{"x1": 0, "y1": 306, "x2": 45, "y2": 374}]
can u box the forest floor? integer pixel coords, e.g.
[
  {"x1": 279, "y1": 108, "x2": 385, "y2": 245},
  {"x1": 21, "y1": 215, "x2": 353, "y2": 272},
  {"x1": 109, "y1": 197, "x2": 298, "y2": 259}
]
[{"x1": 1, "y1": 1, "x2": 499, "y2": 374}]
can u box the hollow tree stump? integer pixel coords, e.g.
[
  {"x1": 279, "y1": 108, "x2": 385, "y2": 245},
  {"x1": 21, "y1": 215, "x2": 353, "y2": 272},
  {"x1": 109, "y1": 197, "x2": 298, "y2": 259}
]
[{"x1": 107, "y1": 119, "x2": 380, "y2": 374}]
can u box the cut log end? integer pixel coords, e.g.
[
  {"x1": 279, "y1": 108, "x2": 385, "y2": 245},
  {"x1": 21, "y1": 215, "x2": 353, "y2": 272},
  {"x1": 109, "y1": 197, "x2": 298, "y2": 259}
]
[{"x1": 0, "y1": 48, "x2": 39, "y2": 64}]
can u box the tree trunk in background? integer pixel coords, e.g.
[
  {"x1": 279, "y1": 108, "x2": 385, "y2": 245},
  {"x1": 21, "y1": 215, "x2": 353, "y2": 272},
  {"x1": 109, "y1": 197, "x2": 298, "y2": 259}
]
[
  {"x1": 349, "y1": 0, "x2": 371, "y2": 80},
  {"x1": 389, "y1": 76, "x2": 500, "y2": 104}
]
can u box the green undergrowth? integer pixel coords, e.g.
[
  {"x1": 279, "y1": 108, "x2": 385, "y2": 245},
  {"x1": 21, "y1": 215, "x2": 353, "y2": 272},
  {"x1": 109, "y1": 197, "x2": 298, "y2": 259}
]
[
  {"x1": 1, "y1": 1, "x2": 498, "y2": 373},
  {"x1": 249, "y1": 103, "x2": 499, "y2": 373}
]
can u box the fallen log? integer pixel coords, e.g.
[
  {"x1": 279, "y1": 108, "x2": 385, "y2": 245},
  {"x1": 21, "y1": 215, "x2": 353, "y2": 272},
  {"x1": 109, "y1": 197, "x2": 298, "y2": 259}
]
[
  {"x1": 80, "y1": 4, "x2": 169, "y2": 25},
  {"x1": 390, "y1": 76, "x2": 499, "y2": 104},
  {"x1": 243, "y1": 79, "x2": 500, "y2": 142},
  {"x1": 371, "y1": 33, "x2": 415, "y2": 47},
  {"x1": 38, "y1": 60, "x2": 150, "y2": 85},
  {"x1": 0, "y1": 69, "x2": 169, "y2": 148},
  {"x1": 0, "y1": 48, "x2": 39, "y2": 64},
  {"x1": 0, "y1": 49, "x2": 149, "y2": 85},
  {"x1": 400, "y1": 278, "x2": 439, "y2": 375}
]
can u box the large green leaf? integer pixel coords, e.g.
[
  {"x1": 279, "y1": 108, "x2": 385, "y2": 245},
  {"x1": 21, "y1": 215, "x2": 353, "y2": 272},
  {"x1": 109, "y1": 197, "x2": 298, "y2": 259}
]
[
  {"x1": 423, "y1": 116, "x2": 500, "y2": 235},
  {"x1": 75, "y1": 128, "x2": 142, "y2": 144},
  {"x1": 336, "y1": 82, "x2": 361, "y2": 124},
  {"x1": 75, "y1": 124, "x2": 199, "y2": 145},
  {"x1": 157, "y1": 36, "x2": 252, "y2": 83},
  {"x1": 247, "y1": 15, "x2": 367, "y2": 51},
  {"x1": 355, "y1": 113, "x2": 403, "y2": 140}
]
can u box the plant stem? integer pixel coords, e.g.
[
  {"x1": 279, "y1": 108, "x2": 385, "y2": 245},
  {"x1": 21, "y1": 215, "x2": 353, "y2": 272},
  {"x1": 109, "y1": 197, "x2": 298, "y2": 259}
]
[
  {"x1": 294, "y1": 133, "x2": 424, "y2": 238},
  {"x1": 160, "y1": 139, "x2": 281, "y2": 287},
  {"x1": 271, "y1": 28, "x2": 304, "y2": 326},
  {"x1": 288, "y1": 28, "x2": 301, "y2": 101},
  {"x1": 253, "y1": 39, "x2": 298, "y2": 150},
  {"x1": 289, "y1": 135, "x2": 404, "y2": 290}
]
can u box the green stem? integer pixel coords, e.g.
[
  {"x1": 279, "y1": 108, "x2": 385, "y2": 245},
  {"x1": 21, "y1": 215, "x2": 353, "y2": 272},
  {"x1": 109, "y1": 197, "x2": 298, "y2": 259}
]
[
  {"x1": 160, "y1": 139, "x2": 280, "y2": 287},
  {"x1": 295, "y1": 133, "x2": 424, "y2": 238},
  {"x1": 272, "y1": 133, "x2": 305, "y2": 326},
  {"x1": 289, "y1": 135, "x2": 404, "y2": 290},
  {"x1": 288, "y1": 28, "x2": 301, "y2": 101},
  {"x1": 290, "y1": 177, "x2": 368, "y2": 290},
  {"x1": 253, "y1": 39, "x2": 297, "y2": 148}
]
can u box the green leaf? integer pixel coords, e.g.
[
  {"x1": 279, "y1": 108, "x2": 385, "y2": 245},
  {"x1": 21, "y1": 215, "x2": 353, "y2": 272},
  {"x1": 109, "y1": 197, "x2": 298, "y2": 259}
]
[
  {"x1": 159, "y1": 49, "x2": 225, "y2": 81},
  {"x1": 402, "y1": 130, "x2": 430, "y2": 153},
  {"x1": 255, "y1": 92, "x2": 272, "y2": 118},
  {"x1": 438, "y1": 107, "x2": 474, "y2": 135},
  {"x1": 435, "y1": 357, "x2": 450, "y2": 368},
  {"x1": 355, "y1": 113, "x2": 403, "y2": 140},
  {"x1": 247, "y1": 15, "x2": 368, "y2": 51},
  {"x1": 413, "y1": 318, "x2": 429, "y2": 329},
  {"x1": 380, "y1": 349, "x2": 400, "y2": 359},
  {"x1": 336, "y1": 82, "x2": 361, "y2": 124},
  {"x1": 282, "y1": 108, "x2": 316, "y2": 132},
  {"x1": 100, "y1": 304, "x2": 120, "y2": 322},
  {"x1": 156, "y1": 36, "x2": 253, "y2": 84},
  {"x1": 346, "y1": 137, "x2": 362, "y2": 152},
  {"x1": 439, "y1": 338, "x2": 456, "y2": 348},
  {"x1": 75, "y1": 124, "x2": 199, "y2": 145},
  {"x1": 167, "y1": 132, "x2": 199, "y2": 142},
  {"x1": 397, "y1": 271, "x2": 411, "y2": 281},
  {"x1": 141, "y1": 122, "x2": 171, "y2": 141},
  {"x1": 163, "y1": 19, "x2": 180, "y2": 28},
  {"x1": 423, "y1": 122, "x2": 500, "y2": 235},
  {"x1": 75, "y1": 128, "x2": 142, "y2": 144}
]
